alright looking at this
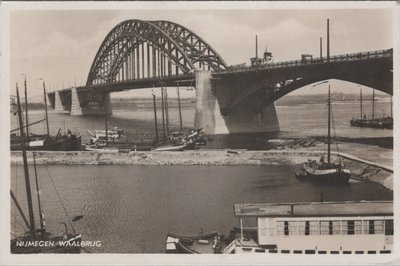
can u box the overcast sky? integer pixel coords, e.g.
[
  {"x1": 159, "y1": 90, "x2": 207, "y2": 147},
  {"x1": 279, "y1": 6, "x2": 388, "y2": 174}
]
[{"x1": 10, "y1": 7, "x2": 393, "y2": 100}]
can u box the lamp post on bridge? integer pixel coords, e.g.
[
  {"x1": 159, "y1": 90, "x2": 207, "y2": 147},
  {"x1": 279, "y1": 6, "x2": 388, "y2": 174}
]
[
  {"x1": 327, "y1": 18, "x2": 330, "y2": 63},
  {"x1": 320, "y1": 37, "x2": 322, "y2": 59}
]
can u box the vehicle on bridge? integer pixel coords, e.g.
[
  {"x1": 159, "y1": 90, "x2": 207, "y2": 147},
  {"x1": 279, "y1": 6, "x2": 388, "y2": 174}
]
[{"x1": 301, "y1": 54, "x2": 313, "y2": 64}]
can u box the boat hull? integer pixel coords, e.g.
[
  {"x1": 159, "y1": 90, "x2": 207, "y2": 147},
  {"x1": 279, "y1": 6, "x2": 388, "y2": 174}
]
[
  {"x1": 350, "y1": 118, "x2": 392, "y2": 129},
  {"x1": 10, "y1": 135, "x2": 82, "y2": 151},
  {"x1": 303, "y1": 163, "x2": 351, "y2": 183},
  {"x1": 152, "y1": 143, "x2": 189, "y2": 152},
  {"x1": 166, "y1": 232, "x2": 221, "y2": 254}
]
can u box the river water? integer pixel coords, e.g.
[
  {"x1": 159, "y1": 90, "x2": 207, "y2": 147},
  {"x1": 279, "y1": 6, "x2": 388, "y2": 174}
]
[
  {"x1": 10, "y1": 100, "x2": 393, "y2": 253},
  {"x1": 11, "y1": 100, "x2": 393, "y2": 144},
  {"x1": 10, "y1": 165, "x2": 393, "y2": 253}
]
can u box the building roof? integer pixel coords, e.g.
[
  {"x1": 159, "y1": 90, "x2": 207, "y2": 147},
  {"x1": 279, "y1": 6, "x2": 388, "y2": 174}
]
[{"x1": 234, "y1": 201, "x2": 393, "y2": 218}]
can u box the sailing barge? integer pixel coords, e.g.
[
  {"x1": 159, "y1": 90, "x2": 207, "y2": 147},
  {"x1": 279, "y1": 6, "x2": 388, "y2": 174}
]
[
  {"x1": 10, "y1": 79, "x2": 81, "y2": 151},
  {"x1": 350, "y1": 89, "x2": 393, "y2": 129},
  {"x1": 296, "y1": 82, "x2": 351, "y2": 183}
]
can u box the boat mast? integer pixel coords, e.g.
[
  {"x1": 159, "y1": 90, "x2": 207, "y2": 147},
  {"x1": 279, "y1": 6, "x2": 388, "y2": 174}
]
[
  {"x1": 372, "y1": 89, "x2": 375, "y2": 119},
  {"x1": 33, "y1": 153, "x2": 45, "y2": 232},
  {"x1": 43, "y1": 80, "x2": 50, "y2": 136},
  {"x1": 152, "y1": 90, "x2": 159, "y2": 143},
  {"x1": 360, "y1": 88, "x2": 363, "y2": 119},
  {"x1": 165, "y1": 87, "x2": 170, "y2": 136},
  {"x1": 161, "y1": 87, "x2": 166, "y2": 140},
  {"x1": 255, "y1": 35, "x2": 258, "y2": 66},
  {"x1": 16, "y1": 83, "x2": 36, "y2": 236},
  {"x1": 24, "y1": 76, "x2": 29, "y2": 137},
  {"x1": 177, "y1": 85, "x2": 183, "y2": 133},
  {"x1": 105, "y1": 94, "x2": 108, "y2": 147},
  {"x1": 327, "y1": 84, "x2": 331, "y2": 164}
]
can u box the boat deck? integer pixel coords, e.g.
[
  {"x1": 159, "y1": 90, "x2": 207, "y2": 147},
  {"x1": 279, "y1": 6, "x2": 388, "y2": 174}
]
[{"x1": 234, "y1": 201, "x2": 393, "y2": 217}]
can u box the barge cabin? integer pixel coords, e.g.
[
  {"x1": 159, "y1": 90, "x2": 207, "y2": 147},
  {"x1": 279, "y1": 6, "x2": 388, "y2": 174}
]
[{"x1": 226, "y1": 201, "x2": 393, "y2": 255}]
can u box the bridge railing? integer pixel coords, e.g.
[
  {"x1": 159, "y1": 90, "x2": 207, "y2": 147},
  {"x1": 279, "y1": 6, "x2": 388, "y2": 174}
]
[{"x1": 222, "y1": 49, "x2": 393, "y2": 74}]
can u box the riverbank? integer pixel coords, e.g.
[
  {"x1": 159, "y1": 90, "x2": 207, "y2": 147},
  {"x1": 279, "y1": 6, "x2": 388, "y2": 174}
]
[{"x1": 10, "y1": 141, "x2": 393, "y2": 191}]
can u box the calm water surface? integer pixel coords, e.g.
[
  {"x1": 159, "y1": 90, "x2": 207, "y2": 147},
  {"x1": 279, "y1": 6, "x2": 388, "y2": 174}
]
[
  {"x1": 11, "y1": 101, "x2": 392, "y2": 143},
  {"x1": 11, "y1": 165, "x2": 393, "y2": 253}
]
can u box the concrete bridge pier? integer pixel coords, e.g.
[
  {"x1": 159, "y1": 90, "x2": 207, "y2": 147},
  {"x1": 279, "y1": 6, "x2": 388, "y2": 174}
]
[
  {"x1": 54, "y1": 91, "x2": 69, "y2": 113},
  {"x1": 194, "y1": 70, "x2": 279, "y2": 134},
  {"x1": 194, "y1": 70, "x2": 228, "y2": 134},
  {"x1": 70, "y1": 87, "x2": 83, "y2": 115}
]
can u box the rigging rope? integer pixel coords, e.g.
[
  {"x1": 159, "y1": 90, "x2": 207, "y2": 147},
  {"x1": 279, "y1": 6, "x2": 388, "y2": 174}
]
[
  {"x1": 43, "y1": 165, "x2": 76, "y2": 234},
  {"x1": 13, "y1": 163, "x2": 19, "y2": 232}
]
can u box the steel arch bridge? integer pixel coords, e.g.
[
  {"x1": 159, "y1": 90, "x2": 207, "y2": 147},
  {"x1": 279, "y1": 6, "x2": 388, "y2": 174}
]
[
  {"x1": 86, "y1": 19, "x2": 227, "y2": 86},
  {"x1": 48, "y1": 19, "x2": 393, "y2": 134}
]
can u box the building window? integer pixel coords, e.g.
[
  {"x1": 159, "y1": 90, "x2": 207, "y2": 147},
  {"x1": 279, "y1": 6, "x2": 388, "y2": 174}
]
[
  {"x1": 297, "y1": 221, "x2": 305, "y2": 235},
  {"x1": 309, "y1": 221, "x2": 319, "y2": 235},
  {"x1": 332, "y1": 221, "x2": 340, "y2": 235},
  {"x1": 347, "y1": 221, "x2": 355, "y2": 235},
  {"x1": 354, "y1": 220, "x2": 362, "y2": 234},
  {"x1": 276, "y1": 221, "x2": 296, "y2": 236},
  {"x1": 368, "y1": 220, "x2": 375, "y2": 234},
  {"x1": 284, "y1": 221, "x2": 289, "y2": 236},
  {"x1": 375, "y1": 220, "x2": 384, "y2": 234},
  {"x1": 365, "y1": 220, "x2": 385, "y2": 234},
  {"x1": 329, "y1": 221, "x2": 333, "y2": 235},
  {"x1": 320, "y1": 221, "x2": 330, "y2": 235},
  {"x1": 305, "y1": 221, "x2": 310, "y2": 235},
  {"x1": 385, "y1": 220, "x2": 394, "y2": 235}
]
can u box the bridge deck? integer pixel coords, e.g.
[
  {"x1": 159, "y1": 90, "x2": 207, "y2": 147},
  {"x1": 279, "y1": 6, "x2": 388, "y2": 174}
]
[{"x1": 219, "y1": 49, "x2": 392, "y2": 75}]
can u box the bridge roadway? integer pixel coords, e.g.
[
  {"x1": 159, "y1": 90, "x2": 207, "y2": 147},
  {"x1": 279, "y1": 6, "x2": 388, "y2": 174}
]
[{"x1": 51, "y1": 49, "x2": 392, "y2": 95}]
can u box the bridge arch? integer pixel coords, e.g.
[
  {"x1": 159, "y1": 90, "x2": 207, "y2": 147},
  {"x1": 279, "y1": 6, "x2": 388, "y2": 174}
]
[{"x1": 86, "y1": 19, "x2": 227, "y2": 86}]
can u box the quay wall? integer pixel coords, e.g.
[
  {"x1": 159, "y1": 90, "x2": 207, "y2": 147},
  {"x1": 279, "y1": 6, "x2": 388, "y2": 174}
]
[{"x1": 10, "y1": 150, "x2": 393, "y2": 190}]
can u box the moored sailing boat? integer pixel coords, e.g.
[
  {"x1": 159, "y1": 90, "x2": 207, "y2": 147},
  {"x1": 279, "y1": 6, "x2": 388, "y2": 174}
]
[
  {"x1": 298, "y1": 82, "x2": 351, "y2": 183},
  {"x1": 350, "y1": 89, "x2": 393, "y2": 129},
  {"x1": 10, "y1": 79, "x2": 81, "y2": 151},
  {"x1": 11, "y1": 84, "x2": 82, "y2": 254}
]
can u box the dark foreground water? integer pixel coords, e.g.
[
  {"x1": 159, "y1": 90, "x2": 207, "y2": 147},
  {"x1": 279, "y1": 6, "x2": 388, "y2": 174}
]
[{"x1": 11, "y1": 165, "x2": 393, "y2": 253}]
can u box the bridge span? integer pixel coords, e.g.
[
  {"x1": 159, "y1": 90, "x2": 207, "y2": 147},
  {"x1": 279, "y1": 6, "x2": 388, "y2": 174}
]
[{"x1": 47, "y1": 19, "x2": 393, "y2": 134}]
